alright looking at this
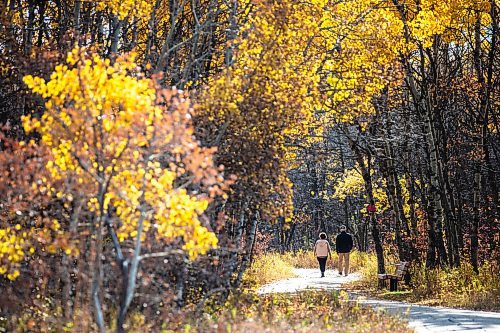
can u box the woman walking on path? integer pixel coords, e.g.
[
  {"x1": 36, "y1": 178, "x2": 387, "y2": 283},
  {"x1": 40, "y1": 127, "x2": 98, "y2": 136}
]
[{"x1": 314, "y1": 232, "x2": 332, "y2": 277}]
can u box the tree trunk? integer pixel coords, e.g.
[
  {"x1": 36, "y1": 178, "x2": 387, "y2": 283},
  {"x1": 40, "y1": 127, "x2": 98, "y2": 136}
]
[
  {"x1": 109, "y1": 16, "x2": 122, "y2": 55},
  {"x1": 350, "y1": 141, "x2": 385, "y2": 274},
  {"x1": 379, "y1": 143, "x2": 411, "y2": 262},
  {"x1": 92, "y1": 189, "x2": 106, "y2": 332},
  {"x1": 234, "y1": 212, "x2": 259, "y2": 287},
  {"x1": 471, "y1": 169, "x2": 481, "y2": 274},
  {"x1": 74, "y1": 0, "x2": 81, "y2": 33},
  {"x1": 24, "y1": 0, "x2": 36, "y2": 55},
  {"x1": 422, "y1": 110, "x2": 449, "y2": 267},
  {"x1": 284, "y1": 222, "x2": 297, "y2": 252},
  {"x1": 224, "y1": 0, "x2": 238, "y2": 66}
]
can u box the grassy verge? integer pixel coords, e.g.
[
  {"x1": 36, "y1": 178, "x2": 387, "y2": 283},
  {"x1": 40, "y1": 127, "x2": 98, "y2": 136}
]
[
  {"x1": 348, "y1": 258, "x2": 500, "y2": 311},
  {"x1": 5, "y1": 251, "x2": 417, "y2": 332},
  {"x1": 176, "y1": 290, "x2": 413, "y2": 333},
  {"x1": 243, "y1": 252, "x2": 296, "y2": 287}
]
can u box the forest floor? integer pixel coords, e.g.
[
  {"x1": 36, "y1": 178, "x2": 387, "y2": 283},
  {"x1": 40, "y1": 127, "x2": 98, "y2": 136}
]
[{"x1": 258, "y1": 269, "x2": 500, "y2": 333}]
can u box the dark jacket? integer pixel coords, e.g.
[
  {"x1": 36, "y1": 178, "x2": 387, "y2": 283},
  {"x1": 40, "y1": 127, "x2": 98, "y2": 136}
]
[{"x1": 336, "y1": 231, "x2": 353, "y2": 253}]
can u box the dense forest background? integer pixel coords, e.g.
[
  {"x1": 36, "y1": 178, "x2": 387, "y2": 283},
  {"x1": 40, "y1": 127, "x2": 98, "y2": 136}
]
[{"x1": 0, "y1": 0, "x2": 498, "y2": 331}]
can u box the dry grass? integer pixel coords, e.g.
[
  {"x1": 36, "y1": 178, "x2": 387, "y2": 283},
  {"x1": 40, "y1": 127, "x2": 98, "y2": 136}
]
[
  {"x1": 348, "y1": 256, "x2": 500, "y2": 311},
  {"x1": 243, "y1": 250, "x2": 375, "y2": 290},
  {"x1": 174, "y1": 290, "x2": 413, "y2": 333},
  {"x1": 409, "y1": 262, "x2": 500, "y2": 310},
  {"x1": 243, "y1": 252, "x2": 296, "y2": 287},
  {"x1": 281, "y1": 249, "x2": 319, "y2": 268},
  {"x1": 218, "y1": 250, "x2": 499, "y2": 321},
  {"x1": 228, "y1": 251, "x2": 413, "y2": 332},
  {"x1": 282, "y1": 250, "x2": 375, "y2": 273}
]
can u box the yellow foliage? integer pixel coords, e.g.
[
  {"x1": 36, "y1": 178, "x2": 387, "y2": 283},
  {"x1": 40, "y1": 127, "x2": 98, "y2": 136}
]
[
  {"x1": 330, "y1": 166, "x2": 416, "y2": 218},
  {"x1": 96, "y1": 0, "x2": 153, "y2": 21},
  {"x1": 331, "y1": 167, "x2": 366, "y2": 202},
  {"x1": 0, "y1": 227, "x2": 27, "y2": 280},
  {"x1": 23, "y1": 47, "x2": 220, "y2": 262},
  {"x1": 330, "y1": 166, "x2": 389, "y2": 213},
  {"x1": 321, "y1": 0, "x2": 492, "y2": 120},
  {"x1": 197, "y1": 0, "x2": 327, "y2": 221}
]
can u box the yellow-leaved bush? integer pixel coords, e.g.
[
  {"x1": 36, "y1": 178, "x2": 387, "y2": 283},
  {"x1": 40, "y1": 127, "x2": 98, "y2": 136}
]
[
  {"x1": 22, "y1": 47, "x2": 225, "y2": 262},
  {"x1": 330, "y1": 165, "x2": 391, "y2": 216}
]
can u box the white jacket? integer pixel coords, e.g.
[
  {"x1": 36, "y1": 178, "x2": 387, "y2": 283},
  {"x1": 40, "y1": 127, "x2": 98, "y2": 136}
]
[{"x1": 314, "y1": 239, "x2": 331, "y2": 257}]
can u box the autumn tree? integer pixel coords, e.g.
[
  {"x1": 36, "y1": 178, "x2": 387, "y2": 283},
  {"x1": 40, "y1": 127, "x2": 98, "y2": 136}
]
[
  {"x1": 193, "y1": 0, "x2": 330, "y2": 286},
  {"x1": 17, "y1": 48, "x2": 229, "y2": 331}
]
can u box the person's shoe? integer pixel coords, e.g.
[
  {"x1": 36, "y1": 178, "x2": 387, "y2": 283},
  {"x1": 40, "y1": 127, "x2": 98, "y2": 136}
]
[
  {"x1": 321, "y1": 273, "x2": 325, "y2": 277},
  {"x1": 338, "y1": 272, "x2": 342, "y2": 275}
]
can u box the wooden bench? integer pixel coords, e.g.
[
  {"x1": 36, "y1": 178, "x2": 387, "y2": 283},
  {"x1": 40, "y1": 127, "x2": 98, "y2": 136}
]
[{"x1": 377, "y1": 261, "x2": 409, "y2": 291}]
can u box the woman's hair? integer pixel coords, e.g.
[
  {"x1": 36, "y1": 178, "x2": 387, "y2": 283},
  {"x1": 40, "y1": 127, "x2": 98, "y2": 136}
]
[{"x1": 319, "y1": 232, "x2": 327, "y2": 239}]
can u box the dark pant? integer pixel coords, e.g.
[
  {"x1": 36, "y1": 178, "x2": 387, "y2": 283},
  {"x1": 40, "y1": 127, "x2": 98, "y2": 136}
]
[{"x1": 317, "y1": 256, "x2": 327, "y2": 273}]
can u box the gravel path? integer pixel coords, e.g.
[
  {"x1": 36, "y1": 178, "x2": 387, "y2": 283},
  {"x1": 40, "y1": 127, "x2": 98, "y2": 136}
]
[{"x1": 258, "y1": 268, "x2": 500, "y2": 333}]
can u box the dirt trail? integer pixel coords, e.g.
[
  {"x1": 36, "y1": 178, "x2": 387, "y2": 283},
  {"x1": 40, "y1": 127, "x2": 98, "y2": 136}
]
[{"x1": 258, "y1": 268, "x2": 500, "y2": 333}]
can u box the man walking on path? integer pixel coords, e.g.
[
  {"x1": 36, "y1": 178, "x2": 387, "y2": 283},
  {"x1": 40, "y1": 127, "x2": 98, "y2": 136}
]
[
  {"x1": 336, "y1": 225, "x2": 353, "y2": 276},
  {"x1": 314, "y1": 232, "x2": 332, "y2": 277}
]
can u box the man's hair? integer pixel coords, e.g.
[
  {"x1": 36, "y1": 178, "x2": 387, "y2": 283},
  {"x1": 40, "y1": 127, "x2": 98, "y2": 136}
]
[
  {"x1": 319, "y1": 232, "x2": 327, "y2": 239},
  {"x1": 340, "y1": 225, "x2": 347, "y2": 231}
]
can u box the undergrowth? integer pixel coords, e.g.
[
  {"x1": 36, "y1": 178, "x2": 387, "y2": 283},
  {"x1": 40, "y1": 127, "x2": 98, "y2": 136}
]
[
  {"x1": 243, "y1": 252, "x2": 296, "y2": 287},
  {"x1": 349, "y1": 257, "x2": 500, "y2": 311},
  {"x1": 5, "y1": 275, "x2": 413, "y2": 333},
  {"x1": 174, "y1": 290, "x2": 413, "y2": 333},
  {"x1": 410, "y1": 261, "x2": 500, "y2": 310}
]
